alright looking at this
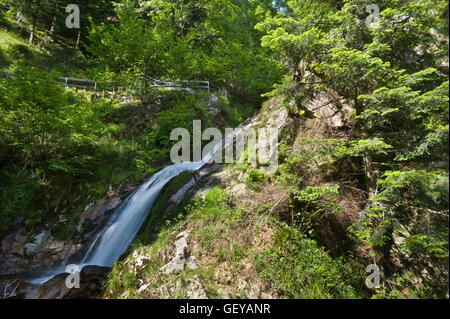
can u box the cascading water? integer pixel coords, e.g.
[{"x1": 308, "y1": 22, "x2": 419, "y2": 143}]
[
  {"x1": 81, "y1": 161, "x2": 213, "y2": 268},
  {"x1": 23, "y1": 127, "x2": 241, "y2": 286}
]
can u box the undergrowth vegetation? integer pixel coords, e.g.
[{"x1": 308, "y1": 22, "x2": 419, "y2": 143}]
[
  {"x1": 255, "y1": 224, "x2": 364, "y2": 299},
  {"x1": 0, "y1": 0, "x2": 275, "y2": 242},
  {"x1": 0, "y1": 0, "x2": 447, "y2": 300},
  {"x1": 104, "y1": 185, "x2": 365, "y2": 299},
  {"x1": 0, "y1": 63, "x2": 244, "y2": 240}
]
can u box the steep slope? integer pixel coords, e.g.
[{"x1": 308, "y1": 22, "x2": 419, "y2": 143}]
[{"x1": 102, "y1": 100, "x2": 369, "y2": 299}]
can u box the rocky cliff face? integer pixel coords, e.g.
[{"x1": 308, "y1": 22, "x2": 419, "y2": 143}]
[
  {"x1": 101, "y1": 103, "x2": 294, "y2": 299},
  {"x1": 0, "y1": 231, "x2": 81, "y2": 276},
  {"x1": 0, "y1": 266, "x2": 110, "y2": 299},
  {"x1": 0, "y1": 195, "x2": 123, "y2": 277}
]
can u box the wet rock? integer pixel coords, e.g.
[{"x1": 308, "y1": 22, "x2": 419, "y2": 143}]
[
  {"x1": 0, "y1": 194, "x2": 122, "y2": 276},
  {"x1": 1, "y1": 232, "x2": 26, "y2": 256},
  {"x1": 0, "y1": 256, "x2": 26, "y2": 275},
  {"x1": 28, "y1": 273, "x2": 70, "y2": 299},
  {"x1": 0, "y1": 232, "x2": 29, "y2": 274},
  {"x1": 77, "y1": 196, "x2": 122, "y2": 233},
  {"x1": 1, "y1": 229, "x2": 83, "y2": 276},
  {"x1": 24, "y1": 232, "x2": 48, "y2": 255},
  {"x1": 47, "y1": 240, "x2": 66, "y2": 252},
  {"x1": 30, "y1": 266, "x2": 111, "y2": 299}
]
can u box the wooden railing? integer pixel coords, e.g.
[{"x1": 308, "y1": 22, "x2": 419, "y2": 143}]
[
  {"x1": 55, "y1": 77, "x2": 115, "y2": 91},
  {"x1": 146, "y1": 79, "x2": 210, "y2": 92},
  {"x1": 0, "y1": 67, "x2": 210, "y2": 93},
  {"x1": 56, "y1": 77, "x2": 210, "y2": 93}
]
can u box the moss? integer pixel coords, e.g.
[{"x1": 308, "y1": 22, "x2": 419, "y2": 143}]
[{"x1": 135, "y1": 171, "x2": 194, "y2": 245}]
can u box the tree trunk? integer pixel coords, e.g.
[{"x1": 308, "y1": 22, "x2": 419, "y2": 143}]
[
  {"x1": 29, "y1": 15, "x2": 36, "y2": 45},
  {"x1": 49, "y1": 16, "x2": 57, "y2": 43},
  {"x1": 15, "y1": 11, "x2": 23, "y2": 27},
  {"x1": 76, "y1": 30, "x2": 81, "y2": 48}
]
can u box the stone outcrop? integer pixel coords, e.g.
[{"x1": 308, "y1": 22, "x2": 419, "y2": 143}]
[
  {"x1": 77, "y1": 196, "x2": 122, "y2": 235},
  {"x1": 29, "y1": 266, "x2": 111, "y2": 299},
  {"x1": 0, "y1": 231, "x2": 81, "y2": 275},
  {"x1": 0, "y1": 266, "x2": 110, "y2": 299},
  {"x1": 159, "y1": 231, "x2": 198, "y2": 275},
  {"x1": 0, "y1": 195, "x2": 122, "y2": 276}
]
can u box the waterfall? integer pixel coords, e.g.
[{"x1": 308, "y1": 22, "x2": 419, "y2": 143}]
[{"x1": 23, "y1": 132, "x2": 232, "y2": 285}]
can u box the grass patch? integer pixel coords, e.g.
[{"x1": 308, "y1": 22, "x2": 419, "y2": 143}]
[
  {"x1": 244, "y1": 168, "x2": 266, "y2": 191},
  {"x1": 0, "y1": 14, "x2": 98, "y2": 77},
  {"x1": 0, "y1": 27, "x2": 45, "y2": 65},
  {"x1": 255, "y1": 223, "x2": 365, "y2": 299},
  {"x1": 103, "y1": 182, "x2": 368, "y2": 299}
]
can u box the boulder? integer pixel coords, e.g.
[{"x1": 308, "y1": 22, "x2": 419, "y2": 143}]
[
  {"x1": 77, "y1": 196, "x2": 122, "y2": 233},
  {"x1": 24, "y1": 232, "x2": 48, "y2": 255},
  {"x1": 30, "y1": 266, "x2": 111, "y2": 299},
  {"x1": 159, "y1": 231, "x2": 191, "y2": 275},
  {"x1": 185, "y1": 275, "x2": 208, "y2": 299},
  {"x1": 1, "y1": 232, "x2": 26, "y2": 256}
]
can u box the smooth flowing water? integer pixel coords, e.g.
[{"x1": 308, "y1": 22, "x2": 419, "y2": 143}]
[
  {"x1": 24, "y1": 133, "x2": 233, "y2": 285},
  {"x1": 81, "y1": 160, "x2": 214, "y2": 267}
]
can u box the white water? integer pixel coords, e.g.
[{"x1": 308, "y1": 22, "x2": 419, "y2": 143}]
[
  {"x1": 24, "y1": 134, "x2": 232, "y2": 285},
  {"x1": 81, "y1": 161, "x2": 213, "y2": 267}
]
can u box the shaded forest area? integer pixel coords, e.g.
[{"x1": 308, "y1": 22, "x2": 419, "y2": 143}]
[{"x1": 0, "y1": 0, "x2": 448, "y2": 299}]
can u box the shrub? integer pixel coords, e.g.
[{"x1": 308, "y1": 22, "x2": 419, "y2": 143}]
[
  {"x1": 255, "y1": 224, "x2": 363, "y2": 299},
  {"x1": 291, "y1": 185, "x2": 340, "y2": 236}
]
